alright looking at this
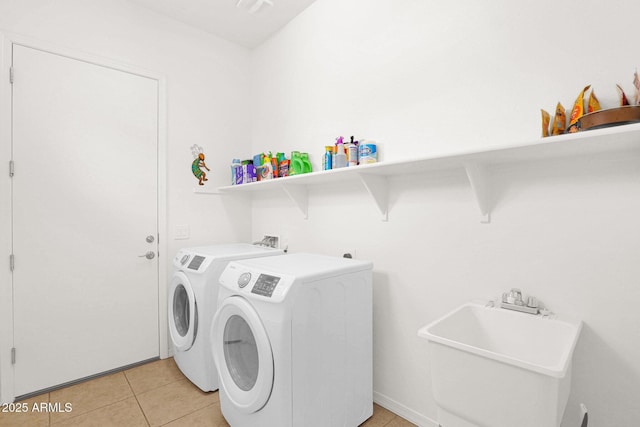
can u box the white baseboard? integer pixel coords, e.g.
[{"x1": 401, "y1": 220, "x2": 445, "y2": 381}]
[{"x1": 373, "y1": 391, "x2": 439, "y2": 427}]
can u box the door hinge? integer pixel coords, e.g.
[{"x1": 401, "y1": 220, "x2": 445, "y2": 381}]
[
  {"x1": 9, "y1": 66, "x2": 13, "y2": 84},
  {"x1": 11, "y1": 347, "x2": 15, "y2": 364},
  {"x1": 9, "y1": 254, "x2": 14, "y2": 271},
  {"x1": 9, "y1": 160, "x2": 14, "y2": 177}
]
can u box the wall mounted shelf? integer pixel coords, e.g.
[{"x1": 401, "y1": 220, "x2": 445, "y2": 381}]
[{"x1": 216, "y1": 123, "x2": 640, "y2": 222}]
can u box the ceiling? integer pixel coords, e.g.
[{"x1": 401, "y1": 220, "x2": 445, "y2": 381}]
[{"x1": 127, "y1": 0, "x2": 318, "y2": 49}]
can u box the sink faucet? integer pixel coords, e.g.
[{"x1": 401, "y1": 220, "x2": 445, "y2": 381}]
[{"x1": 501, "y1": 288, "x2": 539, "y2": 315}]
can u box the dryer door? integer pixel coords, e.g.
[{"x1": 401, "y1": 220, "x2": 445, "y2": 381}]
[
  {"x1": 168, "y1": 272, "x2": 197, "y2": 351},
  {"x1": 212, "y1": 296, "x2": 274, "y2": 414}
]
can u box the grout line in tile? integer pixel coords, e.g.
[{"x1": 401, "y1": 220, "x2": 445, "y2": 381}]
[
  {"x1": 120, "y1": 371, "x2": 135, "y2": 397},
  {"x1": 122, "y1": 361, "x2": 188, "y2": 396},
  {"x1": 49, "y1": 373, "x2": 135, "y2": 426},
  {"x1": 157, "y1": 405, "x2": 198, "y2": 427},
  {"x1": 134, "y1": 396, "x2": 152, "y2": 427},
  {"x1": 123, "y1": 369, "x2": 152, "y2": 427},
  {"x1": 49, "y1": 395, "x2": 134, "y2": 426}
]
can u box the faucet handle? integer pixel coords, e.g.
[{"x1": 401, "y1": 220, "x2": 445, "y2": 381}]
[
  {"x1": 509, "y1": 288, "x2": 523, "y2": 305},
  {"x1": 526, "y1": 296, "x2": 539, "y2": 309}
]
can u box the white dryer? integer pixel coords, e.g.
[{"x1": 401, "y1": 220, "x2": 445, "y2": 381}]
[
  {"x1": 211, "y1": 253, "x2": 373, "y2": 427},
  {"x1": 169, "y1": 244, "x2": 284, "y2": 392}
]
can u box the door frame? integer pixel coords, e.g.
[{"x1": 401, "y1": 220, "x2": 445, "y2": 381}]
[{"x1": 0, "y1": 32, "x2": 168, "y2": 404}]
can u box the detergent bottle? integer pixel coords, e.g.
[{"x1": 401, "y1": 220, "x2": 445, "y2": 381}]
[
  {"x1": 290, "y1": 151, "x2": 304, "y2": 176},
  {"x1": 301, "y1": 153, "x2": 312, "y2": 173},
  {"x1": 262, "y1": 153, "x2": 273, "y2": 180},
  {"x1": 231, "y1": 158, "x2": 241, "y2": 185}
]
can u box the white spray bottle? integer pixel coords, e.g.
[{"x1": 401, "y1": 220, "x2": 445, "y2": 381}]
[{"x1": 334, "y1": 136, "x2": 347, "y2": 169}]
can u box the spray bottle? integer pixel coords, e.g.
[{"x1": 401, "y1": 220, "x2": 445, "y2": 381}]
[{"x1": 334, "y1": 136, "x2": 347, "y2": 169}]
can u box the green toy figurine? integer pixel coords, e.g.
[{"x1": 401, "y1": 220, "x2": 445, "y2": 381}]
[{"x1": 190, "y1": 144, "x2": 210, "y2": 185}]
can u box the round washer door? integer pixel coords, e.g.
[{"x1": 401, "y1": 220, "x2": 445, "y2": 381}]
[
  {"x1": 211, "y1": 296, "x2": 274, "y2": 414},
  {"x1": 168, "y1": 272, "x2": 197, "y2": 351}
]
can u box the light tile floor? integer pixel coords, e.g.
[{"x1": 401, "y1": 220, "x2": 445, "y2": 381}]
[{"x1": 0, "y1": 358, "x2": 415, "y2": 427}]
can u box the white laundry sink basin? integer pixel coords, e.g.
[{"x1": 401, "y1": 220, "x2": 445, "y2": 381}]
[{"x1": 418, "y1": 302, "x2": 582, "y2": 427}]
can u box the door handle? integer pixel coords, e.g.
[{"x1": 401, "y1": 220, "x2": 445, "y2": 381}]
[{"x1": 139, "y1": 251, "x2": 155, "y2": 260}]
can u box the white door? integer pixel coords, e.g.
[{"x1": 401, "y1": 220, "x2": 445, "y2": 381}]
[
  {"x1": 11, "y1": 44, "x2": 159, "y2": 396},
  {"x1": 212, "y1": 296, "x2": 274, "y2": 413}
]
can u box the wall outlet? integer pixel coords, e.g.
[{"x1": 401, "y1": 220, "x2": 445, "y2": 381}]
[{"x1": 175, "y1": 224, "x2": 190, "y2": 240}]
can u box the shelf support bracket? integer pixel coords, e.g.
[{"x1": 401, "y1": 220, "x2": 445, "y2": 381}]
[
  {"x1": 280, "y1": 183, "x2": 308, "y2": 219},
  {"x1": 463, "y1": 162, "x2": 491, "y2": 223},
  {"x1": 357, "y1": 173, "x2": 389, "y2": 221}
]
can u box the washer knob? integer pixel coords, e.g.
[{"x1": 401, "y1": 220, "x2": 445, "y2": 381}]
[
  {"x1": 180, "y1": 254, "x2": 190, "y2": 265},
  {"x1": 238, "y1": 272, "x2": 252, "y2": 288}
]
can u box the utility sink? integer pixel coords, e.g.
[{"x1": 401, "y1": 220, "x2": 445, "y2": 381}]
[{"x1": 418, "y1": 302, "x2": 582, "y2": 427}]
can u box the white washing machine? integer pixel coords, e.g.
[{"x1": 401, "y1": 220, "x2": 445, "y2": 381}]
[
  {"x1": 211, "y1": 253, "x2": 373, "y2": 427},
  {"x1": 168, "y1": 244, "x2": 284, "y2": 392}
]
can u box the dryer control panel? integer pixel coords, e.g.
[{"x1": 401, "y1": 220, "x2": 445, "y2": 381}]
[
  {"x1": 172, "y1": 249, "x2": 212, "y2": 273},
  {"x1": 220, "y1": 262, "x2": 295, "y2": 302},
  {"x1": 251, "y1": 274, "x2": 281, "y2": 298},
  {"x1": 187, "y1": 255, "x2": 206, "y2": 270}
]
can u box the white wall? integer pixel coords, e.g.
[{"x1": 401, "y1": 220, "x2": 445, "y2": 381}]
[
  {"x1": 0, "y1": 0, "x2": 252, "y2": 403},
  {"x1": 250, "y1": 1, "x2": 640, "y2": 426},
  {"x1": 2, "y1": 0, "x2": 639, "y2": 424}
]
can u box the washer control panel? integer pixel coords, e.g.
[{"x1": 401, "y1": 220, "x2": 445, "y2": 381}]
[
  {"x1": 187, "y1": 255, "x2": 206, "y2": 270},
  {"x1": 220, "y1": 262, "x2": 295, "y2": 302}
]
